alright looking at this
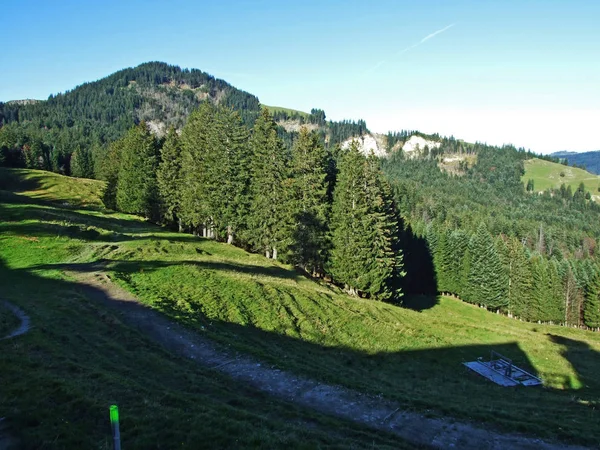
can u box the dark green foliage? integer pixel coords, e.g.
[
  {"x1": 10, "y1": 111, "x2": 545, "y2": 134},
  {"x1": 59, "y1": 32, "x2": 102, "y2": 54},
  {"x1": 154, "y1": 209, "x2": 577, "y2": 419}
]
[
  {"x1": 69, "y1": 146, "x2": 94, "y2": 178},
  {"x1": 247, "y1": 109, "x2": 290, "y2": 259},
  {"x1": 464, "y1": 223, "x2": 507, "y2": 309},
  {"x1": 328, "y1": 144, "x2": 404, "y2": 300},
  {"x1": 209, "y1": 108, "x2": 251, "y2": 243},
  {"x1": 156, "y1": 127, "x2": 183, "y2": 227},
  {"x1": 0, "y1": 62, "x2": 260, "y2": 174},
  {"x1": 115, "y1": 122, "x2": 160, "y2": 220},
  {"x1": 584, "y1": 272, "x2": 600, "y2": 328},
  {"x1": 179, "y1": 102, "x2": 216, "y2": 231},
  {"x1": 287, "y1": 127, "x2": 330, "y2": 274}
]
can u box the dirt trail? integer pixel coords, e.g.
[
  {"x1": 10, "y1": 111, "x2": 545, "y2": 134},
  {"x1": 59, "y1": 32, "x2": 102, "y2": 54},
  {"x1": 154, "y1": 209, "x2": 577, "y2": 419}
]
[
  {"x1": 0, "y1": 300, "x2": 31, "y2": 340},
  {"x1": 71, "y1": 270, "x2": 587, "y2": 450}
]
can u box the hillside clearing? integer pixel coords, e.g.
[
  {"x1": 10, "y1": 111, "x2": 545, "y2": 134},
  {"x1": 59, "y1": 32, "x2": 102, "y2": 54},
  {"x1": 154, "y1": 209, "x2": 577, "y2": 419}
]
[
  {"x1": 2, "y1": 168, "x2": 600, "y2": 446},
  {"x1": 523, "y1": 158, "x2": 600, "y2": 199}
]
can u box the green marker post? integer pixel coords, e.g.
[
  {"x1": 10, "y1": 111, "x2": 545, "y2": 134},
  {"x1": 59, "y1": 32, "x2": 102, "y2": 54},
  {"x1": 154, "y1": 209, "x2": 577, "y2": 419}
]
[{"x1": 110, "y1": 405, "x2": 121, "y2": 450}]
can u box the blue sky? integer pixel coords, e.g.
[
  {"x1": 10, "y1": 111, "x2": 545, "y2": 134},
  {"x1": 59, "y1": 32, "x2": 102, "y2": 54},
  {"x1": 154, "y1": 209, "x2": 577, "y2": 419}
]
[{"x1": 2, "y1": 0, "x2": 599, "y2": 153}]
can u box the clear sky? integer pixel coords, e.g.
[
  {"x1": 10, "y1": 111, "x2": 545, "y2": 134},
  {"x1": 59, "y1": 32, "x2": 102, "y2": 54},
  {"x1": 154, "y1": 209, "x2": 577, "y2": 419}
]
[{"x1": 2, "y1": 0, "x2": 599, "y2": 154}]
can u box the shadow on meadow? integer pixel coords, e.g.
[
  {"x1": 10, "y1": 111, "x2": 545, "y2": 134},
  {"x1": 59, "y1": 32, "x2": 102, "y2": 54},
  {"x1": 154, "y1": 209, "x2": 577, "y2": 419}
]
[{"x1": 1, "y1": 255, "x2": 600, "y2": 446}]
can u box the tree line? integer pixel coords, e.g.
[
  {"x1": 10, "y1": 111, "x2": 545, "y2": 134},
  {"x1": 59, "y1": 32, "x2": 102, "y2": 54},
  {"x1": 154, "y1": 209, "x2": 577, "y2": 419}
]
[{"x1": 100, "y1": 105, "x2": 406, "y2": 301}]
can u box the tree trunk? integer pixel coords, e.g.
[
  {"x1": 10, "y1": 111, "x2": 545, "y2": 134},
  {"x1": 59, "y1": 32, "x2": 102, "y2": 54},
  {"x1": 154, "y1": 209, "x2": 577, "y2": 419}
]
[
  {"x1": 265, "y1": 249, "x2": 271, "y2": 259},
  {"x1": 178, "y1": 217, "x2": 184, "y2": 233},
  {"x1": 272, "y1": 247, "x2": 278, "y2": 260}
]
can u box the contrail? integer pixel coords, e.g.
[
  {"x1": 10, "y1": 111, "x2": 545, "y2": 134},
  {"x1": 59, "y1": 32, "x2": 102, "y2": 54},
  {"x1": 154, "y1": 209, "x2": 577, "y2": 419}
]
[
  {"x1": 395, "y1": 23, "x2": 456, "y2": 56},
  {"x1": 420, "y1": 23, "x2": 456, "y2": 44},
  {"x1": 365, "y1": 23, "x2": 456, "y2": 74}
]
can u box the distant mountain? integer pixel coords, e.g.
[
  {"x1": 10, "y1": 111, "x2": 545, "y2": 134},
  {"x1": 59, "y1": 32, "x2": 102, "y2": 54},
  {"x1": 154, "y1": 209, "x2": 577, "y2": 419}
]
[
  {"x1": 551, "y1": 150, "x2": 600, "y2": 175},
  {"x1": 0, "y1": 62, "x2": 368, "y2": 173}
]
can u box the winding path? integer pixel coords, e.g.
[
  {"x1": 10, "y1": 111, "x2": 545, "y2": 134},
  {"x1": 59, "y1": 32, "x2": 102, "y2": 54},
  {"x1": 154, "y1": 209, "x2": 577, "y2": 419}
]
[
  {"x1": 0, "y1": 300, "x2": 31, "y2": 340},
  {"x1": 71, "y1": 269, "x2": 586, "y2": 450}
]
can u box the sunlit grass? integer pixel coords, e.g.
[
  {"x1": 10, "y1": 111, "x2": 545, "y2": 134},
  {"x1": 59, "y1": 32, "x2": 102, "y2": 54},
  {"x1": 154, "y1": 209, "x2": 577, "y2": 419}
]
[{"x1": 523, "y1": 158, "x2": 600, "y2": 198}]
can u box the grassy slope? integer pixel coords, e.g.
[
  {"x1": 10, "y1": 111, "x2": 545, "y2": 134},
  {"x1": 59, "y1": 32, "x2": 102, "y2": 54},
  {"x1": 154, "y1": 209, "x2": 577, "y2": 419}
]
[
  {"x1": 262, "y1": 104, "x2": 310, "y2": 118},
  {"x1": 523, "y1": 158, "x2": 600, "y2": 197},
  {"x1": 0, "y1": 169, "x2": 409, "y2": 449},
  {"x1": 2, "y1": 168, "x2": 600, "y2": 446}
]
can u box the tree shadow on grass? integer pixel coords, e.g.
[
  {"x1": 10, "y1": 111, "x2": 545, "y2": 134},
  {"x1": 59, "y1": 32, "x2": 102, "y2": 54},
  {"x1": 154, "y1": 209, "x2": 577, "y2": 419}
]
[{"x1": 4, "y1": 257, "x2": 600, "y2": 446}]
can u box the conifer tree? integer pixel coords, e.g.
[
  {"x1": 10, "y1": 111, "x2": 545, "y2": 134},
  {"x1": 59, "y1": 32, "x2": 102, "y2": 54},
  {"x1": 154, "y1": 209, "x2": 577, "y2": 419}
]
[
  {"x1": 247, "y1": 108, "x2": 289, "y2": 259},
  {"x1": 465, "y1": 223, "x2": 508, "y2": 309},
  {"x1": 100, "y1": 139, "x2": 123, "y2": 210},
  {"x1": 179, "y1": 102, "x2": 216, "y2": 234},
  {"x1": 157, "y1": 127, "x2": 183, "y2": 230},
  {"x1": 328, "y1": 144, "x2": 403, "y2": 300},
  {"x1": 116, "y1": 122, "x2": 160, "y2": 220},
  {"x1": 70, "y1": 146, "x2": 93, "y2": 178},
  {"x1": 211, "y1": 107, "x2": 251, "y2": 244},
  {"x1": 584, "y1": 271, "x2": 600, "y2": 329},
  {"x1": 287, "y1": 127, "x2": 330, "y2": 274}
]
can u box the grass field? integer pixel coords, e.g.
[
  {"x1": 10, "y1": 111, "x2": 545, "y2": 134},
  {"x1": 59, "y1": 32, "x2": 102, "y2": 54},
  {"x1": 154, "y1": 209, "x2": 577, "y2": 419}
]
[
  {"x1": 2, "y1": 168, "x2": 600, "y2": 446},
  {"x1": 0, "y1": 169, "x2": 410, "y2": 449},
  {"x1": 262, "y1": 104, "x2": 310, "y2": 118},
  {"x1": 523, "y1": 158, "x2": 600, "y2": 198}
]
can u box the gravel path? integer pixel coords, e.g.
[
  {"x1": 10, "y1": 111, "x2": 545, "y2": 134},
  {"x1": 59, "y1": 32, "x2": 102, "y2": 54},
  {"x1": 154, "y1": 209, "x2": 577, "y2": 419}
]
[
  {"x1": 70, "y1": 269, "x2": 588, "y2": 450},
  {"x1": 0, "y1": 300, "x2": 31, "y2": 341}
]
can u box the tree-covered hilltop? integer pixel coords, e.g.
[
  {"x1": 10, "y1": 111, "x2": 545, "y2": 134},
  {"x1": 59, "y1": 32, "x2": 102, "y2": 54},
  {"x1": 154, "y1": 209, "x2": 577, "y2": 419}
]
[
  {"x1": 0, "y1": 62, "x2": 368, "y2": 176},
  {"x1": 0, "y1": 62, "x2": 261, "y2": 173}
]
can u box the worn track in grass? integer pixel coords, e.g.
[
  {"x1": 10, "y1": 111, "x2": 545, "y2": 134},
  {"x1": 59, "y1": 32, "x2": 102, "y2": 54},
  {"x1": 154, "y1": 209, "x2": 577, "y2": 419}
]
[{"x1": 70, "y1": 268, "x2": 588, "y2": 450}]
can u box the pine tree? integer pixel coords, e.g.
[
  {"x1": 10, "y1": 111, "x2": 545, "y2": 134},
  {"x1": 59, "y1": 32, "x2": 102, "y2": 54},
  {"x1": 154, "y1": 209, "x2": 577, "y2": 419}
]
[
  {"x1": 116, "y1": 122, "x2": 160, "y2": 220},
  {"x1": 211, "y1": 107, "x2": 251, "y2": 244},
  {"x1": 156, "y1": 127, "x2": 183, "y2": 230},
  {"x1": 179, "y1": 102, "x2": 216, "y2": 234},
  {"x1": 328, "y1": 143, "x2": 403, "y2": 300},
  {"x1": 465, "y1": 223, "x2": 508, "y2": 309},
  {"x1": 99, "y1": 139, "x2": 123, "y2": 210},
  {"x1": 247, "y1": 108, "x2": 289, "y2": 259},
  {"x1": 287, "y1": 127, "x2": 330, "y2": 274},
  {"x1": 584, "y1": 271, "x2": 600, "y2": 329},
  {"x1": 70, "y1": 146, "x2": 93, "y2": 178}
]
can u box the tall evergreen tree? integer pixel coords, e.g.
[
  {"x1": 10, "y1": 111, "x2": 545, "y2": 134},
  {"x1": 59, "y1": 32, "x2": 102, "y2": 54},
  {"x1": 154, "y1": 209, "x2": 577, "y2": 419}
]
[
  {"x1": 179, "y1": 102, "x2": 216, "y2": 234},
  {"x1": 247, "y1": 108, "x2": 289, "y2": 259},
  {"x1": 584, "y1": 271, "x2": 600, "y2": 329},
  {"x1": 328, "y1": 143, "x2": 403, "y2": 300},
  {"x1": 287, "y1": 127, "x2": 330, "y2": 274},
  {"x1": 156, "y1": 127, "x2": 183, "y2": 230},
  {"x1": 211, "y1": 108, "x2": 251, "y2": 244},
  {"x1": 465, "y1": 223, "x2": 508, "y2": 309},
  {"x1": 116, "y1": 122, "x2": 160, "y2": 220}
]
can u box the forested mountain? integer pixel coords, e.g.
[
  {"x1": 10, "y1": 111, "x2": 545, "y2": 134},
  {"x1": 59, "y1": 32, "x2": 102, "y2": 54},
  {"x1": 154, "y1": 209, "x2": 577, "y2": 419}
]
[
  {"x1": 0, "y1": 62, "x2": 367, "y2": 176},
  {"x1": 552, "y1": 150, "x2": 600, "y2": 174}
]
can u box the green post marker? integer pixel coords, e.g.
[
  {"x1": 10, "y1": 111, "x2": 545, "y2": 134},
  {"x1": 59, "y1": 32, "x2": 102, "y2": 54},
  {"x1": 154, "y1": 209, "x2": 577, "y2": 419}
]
[{"x1": 110, "y1": 405, "x2": 121, "y2": 450}]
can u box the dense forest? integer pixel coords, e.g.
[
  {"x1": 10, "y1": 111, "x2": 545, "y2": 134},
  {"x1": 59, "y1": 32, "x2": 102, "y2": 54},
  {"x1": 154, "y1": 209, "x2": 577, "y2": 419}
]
[{"x1": 383, "y1": 145, "x2": 600, "y2": 328}]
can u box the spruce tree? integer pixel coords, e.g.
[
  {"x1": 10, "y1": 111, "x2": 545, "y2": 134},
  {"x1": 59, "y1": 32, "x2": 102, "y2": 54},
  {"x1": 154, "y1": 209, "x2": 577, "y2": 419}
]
[
  {"x1": 179, "y1": 102, "x2": 216, "y2": 234},
  {"x1": 287, "y1": 127, "x2": 330, "y2": 274},
  {"x1": 584, "y1": 271, "x2": 600, "y2": 329},
  {"x1": 328, "y1": 144, "x2": 403, "y2": 300},
  {"x1": 247, "y1": 108, "x2": 289, "y2": 259},
  {"x1": 211, "y1": 107, "x2": 251, "y2": 244},
  {"x1": 157, "y1": 127, "x2": 183, "y2": 230},
  {"x1": 99, "y1": 139, "x2": 123, "y2": 210},
  {"x1": 465, "y1": 223, "x2": 508, "y2": 309},
  {"x1": 116, "y1": 122, "x2": 160, "y2": 220}
]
